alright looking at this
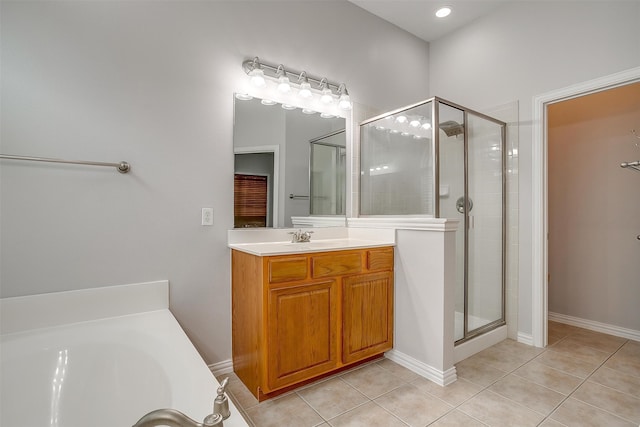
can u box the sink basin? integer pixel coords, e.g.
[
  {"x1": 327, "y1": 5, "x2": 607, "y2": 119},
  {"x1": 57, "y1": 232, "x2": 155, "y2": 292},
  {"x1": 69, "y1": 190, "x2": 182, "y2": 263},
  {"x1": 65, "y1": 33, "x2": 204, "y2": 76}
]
[{"x1": 283, "y1": 240, "x2": 342, "y2": 248}]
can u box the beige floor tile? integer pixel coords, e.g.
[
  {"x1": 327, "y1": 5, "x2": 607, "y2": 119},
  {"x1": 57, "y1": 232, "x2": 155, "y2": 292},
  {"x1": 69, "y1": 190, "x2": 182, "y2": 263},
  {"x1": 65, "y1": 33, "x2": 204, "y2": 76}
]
[
  {"x1": 589, "y1": 366, "x2": 640, "y2": 398},
  {"x1": 550, "y1": 397, "x2": 635, "y2": 427},
  {"x1": 604, "y1": 346, "x2": 640, "y2": 378},
  {"x1": 619, "y1": 339, "x2": 640, "y2": 356},
  {"x1": 374, "y1": 384, "x2": 452, "y2": 427},
  {"x1": 327, "y1": 401, "x2": 407, "y2": 427},
  {"x1": 488, "y1": 374, "x2": 566, "y2": 415},
  {"x1": 547, "y1": 337, "x2": 612, "y2": 364},
  {"x1": 224, "y1": 372, "x2": 259, "y2": 410},
  {"x1": 377, "y1": 358, "x2": 420, "y2": 382},
  {"x1": 537, "y1": 419, "x2": 566, "y2": 426},
  {"x1": 466, "y1": 341, "x2": 539, "y2": 373},
  {"x1": 493, "y1": 338, "x2": 546, "y2": 361},
  {"x1": 455, "y1": 357, "x2": 508, "y2": 387},
  {"x1": 569, "y1": 329, "x2": 627, "y2": 353},
  {"x1": 245, "y1": 393, "x2": 324, "y2": 427},
  {"x1": 535, "y1": 348, "x2": 600, "y2": 378},
  {"x1": 428, "y1": 409, "x2": 487, "y2": 427},
  {"x1": 297, "y1": 377, "x2": 369, "y2": 420},
  {"x1": 458, "y1": 390, "x2": 545, "y2": 427},
  {"x1": 572, "y1": 381, "x2": 640, "y2": 424},
  {"x1": 548, "y1": 321, "x2": 581, "y2": 337},
  {"x1": 411, "y1": 376, "x2": 482, "y2": 406},
  {"x1": 512, "y1": 360, "x2": 582, "y2": 395},
  {"x1": 547, "y1": 331, "x2": 565, "y2": 346},
  {"x1": 340, "y1": 362, "x2": 407, "y2": 399}
]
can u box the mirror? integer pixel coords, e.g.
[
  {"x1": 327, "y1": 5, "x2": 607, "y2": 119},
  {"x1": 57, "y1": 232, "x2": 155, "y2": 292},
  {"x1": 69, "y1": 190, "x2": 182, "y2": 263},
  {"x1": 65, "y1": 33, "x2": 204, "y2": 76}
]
[{"x1": 233, "y1": 96, "x2": 346, "y2": 228}]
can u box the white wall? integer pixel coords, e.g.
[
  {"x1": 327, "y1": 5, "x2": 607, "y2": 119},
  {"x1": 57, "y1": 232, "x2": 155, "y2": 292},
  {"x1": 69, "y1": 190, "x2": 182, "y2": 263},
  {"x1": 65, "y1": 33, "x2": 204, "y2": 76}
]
[
  {"x1": 428, "y1": 0, "x2": 640, "y2": 335},
  {"x1": 0, "y1": 1, "x2": 430, "y2": 364},
  {"x1": 548, "y1": 87, "x2": 640, "y2": 331}
]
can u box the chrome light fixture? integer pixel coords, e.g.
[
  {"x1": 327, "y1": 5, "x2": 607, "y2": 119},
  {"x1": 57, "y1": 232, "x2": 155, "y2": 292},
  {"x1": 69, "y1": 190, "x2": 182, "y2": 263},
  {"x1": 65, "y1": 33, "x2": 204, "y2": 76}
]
[
  {"x1": 319, "y1": 78, "x2": 333, "y2": 104},
  {"x1": 241, "y1": 57, "x2": 352, "y2": 111},
  {"x1": 276, "y1": 65, "x2": 291, "y2": 93},
  {"x1": 248, "y1": 58, "x2": 266, "y2": 87},
  {"x1": 338, "y1": 84, "x2": 352, "y2": 111},
  {"x1": 297, "y1": 72, "x2": 312, "y2": 98}
]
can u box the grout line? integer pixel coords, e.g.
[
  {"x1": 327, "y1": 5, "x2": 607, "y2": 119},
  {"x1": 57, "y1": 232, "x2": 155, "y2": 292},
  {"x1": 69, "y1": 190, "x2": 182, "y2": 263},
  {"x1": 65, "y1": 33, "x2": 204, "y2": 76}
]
[{"x1": 535, "y1": 332, "x2": 630, "y2": 426}]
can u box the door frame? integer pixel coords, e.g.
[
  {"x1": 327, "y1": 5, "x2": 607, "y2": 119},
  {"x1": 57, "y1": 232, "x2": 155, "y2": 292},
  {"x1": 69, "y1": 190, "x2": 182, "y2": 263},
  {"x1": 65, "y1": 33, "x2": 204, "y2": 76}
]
[{"x1": 531, "y1": 66, "x2": 640, "y2": 348}]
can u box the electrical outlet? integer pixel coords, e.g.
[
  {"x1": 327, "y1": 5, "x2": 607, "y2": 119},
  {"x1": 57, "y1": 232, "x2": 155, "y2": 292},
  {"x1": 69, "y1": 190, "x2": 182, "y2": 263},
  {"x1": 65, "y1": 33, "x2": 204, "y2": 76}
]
[{"x1": 201, "y1": 208, "x2": 214, "y2": 226}]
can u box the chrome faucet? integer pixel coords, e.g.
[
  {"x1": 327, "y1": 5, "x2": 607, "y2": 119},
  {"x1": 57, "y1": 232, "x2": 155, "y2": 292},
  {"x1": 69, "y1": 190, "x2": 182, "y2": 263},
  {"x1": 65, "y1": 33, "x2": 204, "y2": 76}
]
[
  {"x1": 132, "y1": 377, "x2": 230, "y2": 427},
  {"x1": 131, "y1": 408, "x2": 223, "y2": 427},
  {"x1": 288, "y1": 229, "x2": 314, "y2": 243}
]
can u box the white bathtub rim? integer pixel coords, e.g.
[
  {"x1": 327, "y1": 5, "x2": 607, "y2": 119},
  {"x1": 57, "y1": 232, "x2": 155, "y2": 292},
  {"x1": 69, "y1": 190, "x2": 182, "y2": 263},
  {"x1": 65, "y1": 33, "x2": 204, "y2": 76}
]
[{"x1": 0, "y1": 280, "x2": 169, "y2": 335}]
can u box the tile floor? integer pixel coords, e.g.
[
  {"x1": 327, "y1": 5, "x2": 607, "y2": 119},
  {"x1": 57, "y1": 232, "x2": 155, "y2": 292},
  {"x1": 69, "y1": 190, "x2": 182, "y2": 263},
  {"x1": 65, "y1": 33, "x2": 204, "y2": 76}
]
[{"x1": 218, "y1": 322, "x2": 640, "y2": 426}]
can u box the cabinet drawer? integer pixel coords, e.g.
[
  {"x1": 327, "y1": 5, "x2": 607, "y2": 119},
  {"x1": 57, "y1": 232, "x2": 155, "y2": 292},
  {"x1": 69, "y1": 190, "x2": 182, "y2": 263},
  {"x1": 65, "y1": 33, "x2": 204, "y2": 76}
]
[
  {"x1": 367, "y1": 248, "x2": 394, "y2": 271},
  {"x1": 268, "y1": 257, "x2": 308, "y2": 283},
  {"x1": 312, "y1": 253, "x2": 362, "y2": 278}
]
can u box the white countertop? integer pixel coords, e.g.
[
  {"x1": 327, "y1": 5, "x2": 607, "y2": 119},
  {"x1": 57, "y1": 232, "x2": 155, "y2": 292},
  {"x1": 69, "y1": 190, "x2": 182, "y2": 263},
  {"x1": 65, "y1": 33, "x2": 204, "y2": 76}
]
[
  {"x1": 229, "y1": 238, "x2": 394, "y2": 256},
  {"x1": 227, "y1": 227, "x2": 395, "y2": 256}
]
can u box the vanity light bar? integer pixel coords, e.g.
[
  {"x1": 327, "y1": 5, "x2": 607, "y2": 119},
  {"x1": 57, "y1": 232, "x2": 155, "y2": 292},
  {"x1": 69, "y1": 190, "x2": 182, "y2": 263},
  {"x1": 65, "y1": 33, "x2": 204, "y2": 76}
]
[{"x1": 241, "y1": 57, "x2": 350, "y2": 109}]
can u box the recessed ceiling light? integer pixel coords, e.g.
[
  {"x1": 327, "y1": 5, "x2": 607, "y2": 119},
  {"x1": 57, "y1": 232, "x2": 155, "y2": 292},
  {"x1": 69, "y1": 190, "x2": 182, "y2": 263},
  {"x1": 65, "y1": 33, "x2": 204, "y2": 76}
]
[{"x1": 435, "y1": 6, "x2": 452, "y2": 18}]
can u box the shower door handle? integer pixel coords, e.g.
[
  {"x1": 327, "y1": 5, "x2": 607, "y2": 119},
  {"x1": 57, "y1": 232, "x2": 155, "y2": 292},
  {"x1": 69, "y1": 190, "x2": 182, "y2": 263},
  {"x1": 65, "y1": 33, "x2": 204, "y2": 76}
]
[{"x1": 456, "y1": 196, "x2": 473, "y2": 214}]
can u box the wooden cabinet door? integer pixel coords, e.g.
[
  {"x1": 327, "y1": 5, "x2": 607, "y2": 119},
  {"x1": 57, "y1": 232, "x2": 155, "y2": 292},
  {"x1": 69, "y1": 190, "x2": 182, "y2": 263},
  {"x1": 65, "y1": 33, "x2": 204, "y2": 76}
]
[
  {"x1": 342, "y1": 271, "x2": 393, "y2": 364},
  {"x1": 267, "y1": 280, "x2": 338, "y2": 391}
]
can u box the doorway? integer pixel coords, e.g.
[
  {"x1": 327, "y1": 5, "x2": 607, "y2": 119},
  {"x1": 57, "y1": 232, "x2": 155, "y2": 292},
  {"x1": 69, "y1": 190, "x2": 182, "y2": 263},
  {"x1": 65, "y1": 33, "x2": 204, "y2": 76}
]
[{"x1": 531, "y1": 66, "x2": 640, "y2": 347}]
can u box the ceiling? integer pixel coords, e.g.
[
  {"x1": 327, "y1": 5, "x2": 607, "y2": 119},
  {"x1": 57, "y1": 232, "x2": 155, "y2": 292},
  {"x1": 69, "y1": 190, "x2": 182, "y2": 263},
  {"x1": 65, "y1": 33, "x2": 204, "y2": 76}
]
[{"x1": 348, "y1": 0, "x2": 508, "y2": 42}]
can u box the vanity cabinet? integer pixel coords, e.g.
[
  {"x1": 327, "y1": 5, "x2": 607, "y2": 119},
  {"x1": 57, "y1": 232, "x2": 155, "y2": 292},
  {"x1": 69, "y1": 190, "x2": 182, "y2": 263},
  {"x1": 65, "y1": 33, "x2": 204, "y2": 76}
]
[{"x1": 231, "y1": 246, "x2": 394, "y2": 401}]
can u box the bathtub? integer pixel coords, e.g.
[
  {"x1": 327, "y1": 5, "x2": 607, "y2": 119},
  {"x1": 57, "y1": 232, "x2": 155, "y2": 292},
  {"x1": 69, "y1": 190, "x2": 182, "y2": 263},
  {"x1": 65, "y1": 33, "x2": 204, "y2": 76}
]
[{"x1": 0, "y1": 281, "x2": 248, "y2": 427}]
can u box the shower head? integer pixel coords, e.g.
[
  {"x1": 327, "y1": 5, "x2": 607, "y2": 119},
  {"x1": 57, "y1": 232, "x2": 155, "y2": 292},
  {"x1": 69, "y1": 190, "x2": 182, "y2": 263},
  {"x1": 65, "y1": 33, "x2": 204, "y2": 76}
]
[{"x1": 440, "y1": 120, "x2": 464, "y2": 137}]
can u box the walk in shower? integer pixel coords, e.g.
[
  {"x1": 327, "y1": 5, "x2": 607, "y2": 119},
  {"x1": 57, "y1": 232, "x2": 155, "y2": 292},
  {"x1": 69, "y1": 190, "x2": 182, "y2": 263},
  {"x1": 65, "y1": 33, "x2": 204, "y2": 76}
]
[{"x1": 360, "y1": 97, "x2": 506, "y2": 344}]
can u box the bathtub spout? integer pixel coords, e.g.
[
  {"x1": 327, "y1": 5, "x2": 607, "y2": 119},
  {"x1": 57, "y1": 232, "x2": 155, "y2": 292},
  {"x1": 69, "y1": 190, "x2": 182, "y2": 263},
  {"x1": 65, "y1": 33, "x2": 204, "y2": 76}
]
[{"x1": 132, "y1": 408, "x2": 223, "y2": 427}]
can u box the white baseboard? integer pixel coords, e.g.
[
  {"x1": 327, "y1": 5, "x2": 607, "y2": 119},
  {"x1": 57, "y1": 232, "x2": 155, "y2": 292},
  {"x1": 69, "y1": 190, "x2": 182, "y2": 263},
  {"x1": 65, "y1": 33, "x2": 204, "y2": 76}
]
[
  {"x1": 385, "y1": 350, "x2": 457, "y2": 386},
  {"x1": 517, "y1": 332, "x2": 534, "y2": 346},
  {"x1": 209, "y1": 359, "x2": 234, "y2": 377},
  {"x1": 549, "y1": 312, "x2": 640, "y2": 342}
]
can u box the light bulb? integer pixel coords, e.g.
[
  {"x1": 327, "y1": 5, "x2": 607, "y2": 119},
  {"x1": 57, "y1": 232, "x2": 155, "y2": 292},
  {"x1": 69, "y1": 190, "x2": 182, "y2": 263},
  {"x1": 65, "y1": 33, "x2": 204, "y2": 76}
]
[
  {"x1": 395, "y1": 115, "x2": 408, "y2": 124},
  {"x1": 410, "y1": 119, "x2": 421, "y2": 127},
  {"x1": 281, "y1": 104, "x2": 296, "y2": 110},
  {"x1": 302, "y1": 108, "x2": 316, "y2": 115},
  {"x1": 299, "y1": 81, "x2": 312, "y2": 98},
  {"x1": 422, "y1": 122, "x2": 432, "y2": 130},
  {"x1": 277, "y1": 75, "x2": 291, "y2": 93},
  {"x1": 321, "y1": 87, "x2": 333, "y2": 104},
  {"x1": 337, "y1": 83, "x2": 352, "y2": 111},
  {"x1": 338, "y1": 93, "x2": 351, "y2": 110},
  {"x1": 249, "y1": 68, "x2": 266, "y2": 87},
  {"x1": 261, "y1": 99, "x2": 277, "y2": 106}
]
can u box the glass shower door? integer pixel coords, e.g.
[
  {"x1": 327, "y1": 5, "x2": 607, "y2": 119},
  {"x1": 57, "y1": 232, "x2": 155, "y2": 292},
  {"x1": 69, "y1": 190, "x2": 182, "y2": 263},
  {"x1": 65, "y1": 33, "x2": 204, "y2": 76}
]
[
  {"x1": 466, "y1": 113, "x2": 505, "y2": 334},
  {"x1": 438, "y1": 101, "x2": 505, "y2": 343},
  {"x1": 310, "y1": 130, "x2": 346, "y2": 215}
]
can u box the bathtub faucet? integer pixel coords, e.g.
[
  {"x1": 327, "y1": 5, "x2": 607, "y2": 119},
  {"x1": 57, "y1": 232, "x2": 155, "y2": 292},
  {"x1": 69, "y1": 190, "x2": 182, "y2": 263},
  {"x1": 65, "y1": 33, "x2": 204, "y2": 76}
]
[
  {"x1": 132, "y1": 377, "x2": 231, "y2": 427},
  {"x1": 131, "y1": 408, "x2": 223, "y2": 427}
]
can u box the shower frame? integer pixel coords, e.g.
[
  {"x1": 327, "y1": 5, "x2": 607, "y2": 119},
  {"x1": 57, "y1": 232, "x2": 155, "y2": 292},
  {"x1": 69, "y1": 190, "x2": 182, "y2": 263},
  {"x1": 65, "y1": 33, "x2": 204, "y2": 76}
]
[{"x1": 359, "y1": 96, "x2": 507, "y2": 345}]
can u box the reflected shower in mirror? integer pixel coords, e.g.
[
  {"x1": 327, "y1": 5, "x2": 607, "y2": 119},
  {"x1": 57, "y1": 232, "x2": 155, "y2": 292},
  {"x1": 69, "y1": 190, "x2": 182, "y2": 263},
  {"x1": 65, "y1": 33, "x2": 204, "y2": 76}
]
[{"x1": 233, "y1": 95, "x2": 346, "y2": 228}]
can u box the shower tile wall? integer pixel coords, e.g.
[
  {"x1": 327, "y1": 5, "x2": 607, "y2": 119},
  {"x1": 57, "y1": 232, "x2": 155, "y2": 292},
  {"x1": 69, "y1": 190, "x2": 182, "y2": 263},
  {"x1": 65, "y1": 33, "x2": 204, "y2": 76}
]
[{"x1": 485, "y1": 101, "x2": 520, "y2": 342}]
